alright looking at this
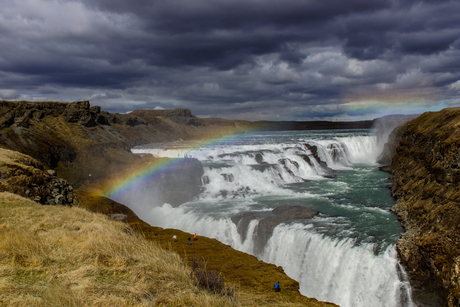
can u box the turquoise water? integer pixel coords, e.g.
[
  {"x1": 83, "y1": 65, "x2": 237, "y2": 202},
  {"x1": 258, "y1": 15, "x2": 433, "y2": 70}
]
[
  {"x1": 292, "y1": 165, "x2": 402, "y2": 252},
  {"x1": 128, "y1": 129, "x2": 414, "y2": 307}
]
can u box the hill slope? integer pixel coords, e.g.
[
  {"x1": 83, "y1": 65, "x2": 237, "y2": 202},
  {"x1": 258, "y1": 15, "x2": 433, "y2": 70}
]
[{"x1": 0, "y1": 191, "x2": 240, "y2": 307}]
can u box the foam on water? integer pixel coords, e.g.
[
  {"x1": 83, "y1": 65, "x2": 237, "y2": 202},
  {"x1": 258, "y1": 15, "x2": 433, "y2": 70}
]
[
  {"x1": 262, "y1": 223, "x2": 414, "y2": 307},
  {"x1": 145, "y1": 203, "x2": 413, "y2": 307},
  {"x1": 125, "y1": 129, "x2": 415, "y2": 307}
]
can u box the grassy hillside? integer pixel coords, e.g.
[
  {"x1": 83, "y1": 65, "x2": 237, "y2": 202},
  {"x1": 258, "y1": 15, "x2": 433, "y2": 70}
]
[{"x1": 0, "y1": 192, "x2": 238, "y2": 307}]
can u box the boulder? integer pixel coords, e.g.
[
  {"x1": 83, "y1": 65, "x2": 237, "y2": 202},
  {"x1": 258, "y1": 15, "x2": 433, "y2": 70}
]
[{"x1": 232, "y1": 205, "x2": 318, "y2": 255}]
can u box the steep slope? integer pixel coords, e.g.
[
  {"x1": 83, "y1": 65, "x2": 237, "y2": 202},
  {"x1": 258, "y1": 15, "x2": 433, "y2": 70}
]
[
  {"x1": 388, "y1": 107, "x2": 460, "y2": 306},
  {"x1": 0, "y1": 191, "x2": 239, "y2": 307}
]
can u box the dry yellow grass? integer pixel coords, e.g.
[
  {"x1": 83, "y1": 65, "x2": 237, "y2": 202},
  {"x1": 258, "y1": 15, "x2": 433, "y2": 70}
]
[
  {"x1": 0, "y1": 148, "x2": 41, "y2": 174},
  {"x1": 0, "y1": 192, "x2": 238, "y2": 307}
]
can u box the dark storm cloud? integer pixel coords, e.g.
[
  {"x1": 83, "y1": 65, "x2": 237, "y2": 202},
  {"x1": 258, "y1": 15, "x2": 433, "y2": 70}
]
[
  {"x1": 341, "y1": 1, "x2": 460, "y2": 60},
  {"x1": 398, "y1": 30, "x2": 460, "y2": 55},
  {"x1": 79, "y1": 0, "x2": 393, "y2": 69},
  {"x1": 83, "y1": 0, "x2": 390, "y2": 27},
  {"x1": 1, "y1": 0, "x2": 460, "y2": 120}
]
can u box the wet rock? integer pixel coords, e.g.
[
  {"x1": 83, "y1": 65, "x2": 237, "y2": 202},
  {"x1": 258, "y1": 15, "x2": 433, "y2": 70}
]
[
  {"x1": 255, "y1": 153, "x2": 264, "y2": 163},
  {"x1": 302, "y1": 144, "x2": 335, "y2": 178},
  {"x1": 327, "y1": 143, "x2": 343, "y2": 163},
  {"x1": 232, "y1": 205, "x2": 318, "y2": 255}
]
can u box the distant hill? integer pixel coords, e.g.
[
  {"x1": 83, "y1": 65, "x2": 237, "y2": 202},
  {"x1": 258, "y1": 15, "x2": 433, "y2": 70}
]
[{"x1": 252, "y1": 119, "x2": 374, "y2": 130}]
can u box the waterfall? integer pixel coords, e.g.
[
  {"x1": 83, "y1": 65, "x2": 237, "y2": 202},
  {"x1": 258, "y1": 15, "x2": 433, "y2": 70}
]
[
  {"x1": 262, "y1": 224, "x2": 414, "y2": 307},
  {"x1": 133, "y1": 133, "x2": 382, "y2": 201},
  {"x1": 145, "y1": 204, "x2": 414, "y2": 307},
  {"x1": 126, "y1": 129, "x2": 415, "y2": 307}
]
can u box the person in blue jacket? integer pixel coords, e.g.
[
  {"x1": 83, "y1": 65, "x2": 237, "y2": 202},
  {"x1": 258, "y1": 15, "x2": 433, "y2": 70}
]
[{"x1": 274, "y1": 281, "x2": 280, "y2": 292}]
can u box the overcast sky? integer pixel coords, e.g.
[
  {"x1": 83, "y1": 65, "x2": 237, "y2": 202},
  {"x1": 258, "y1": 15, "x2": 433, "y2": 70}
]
[{"x1": 1, "y1": 0, "x2": 460, "y2": 121}]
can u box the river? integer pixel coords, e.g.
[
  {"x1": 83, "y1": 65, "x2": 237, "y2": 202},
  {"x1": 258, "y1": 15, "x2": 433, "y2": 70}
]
[{"x1": 127, "y1": 128, "x2": 415, "y2": 307}]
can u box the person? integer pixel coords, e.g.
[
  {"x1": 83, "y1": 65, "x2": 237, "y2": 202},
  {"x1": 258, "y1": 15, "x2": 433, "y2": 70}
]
[
  {"x1": 274, "y1": 282, "x2": 280, "y2": 292},
  {"x1": 193, "y1": 233, "x2": 197, "y2": 241},
  {"x1": 188, "y1": 237, "x2": 192, "y2": 245},
  {"x1": 172, "y1": 235, "x2": 177, "y2": 242}
]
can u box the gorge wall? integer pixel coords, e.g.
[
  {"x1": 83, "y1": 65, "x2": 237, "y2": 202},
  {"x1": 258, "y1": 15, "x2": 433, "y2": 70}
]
[
  {"x1": 0, "y1": 100, "x2": 249, "y2": 184},
  {"x1": 385, "y1": 107, "x2": 460, "y2": 306},
  {"x1": 0, "y1": 100, "x2": 245, "y2": 206},
  {"x1": 4, "y1": 100, "x2": 460, "y2": 306}
]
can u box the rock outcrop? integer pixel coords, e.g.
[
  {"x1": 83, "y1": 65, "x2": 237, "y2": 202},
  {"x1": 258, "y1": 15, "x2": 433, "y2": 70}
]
[
  {"x1": 232, "y1": 205, "x2": 318, "y2": 255},
  {"x1": 387, "y1": 107, "x2": 460, "y2": 306},
  {"x1": 0, "y1": 148, "x2": 77, "y2": 206}
]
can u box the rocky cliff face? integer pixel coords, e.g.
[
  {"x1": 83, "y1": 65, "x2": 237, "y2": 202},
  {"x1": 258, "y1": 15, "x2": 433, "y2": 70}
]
[
  {"x1": 387, "y1": 107, "x2": 460, "y2": 306},
  {"x1": 0, "y1": 100, "x2": 249, "y2": 209},
  {"x1": 0, "y1": 148, "x2": 77, "y2": 206},
  {"x1": 0, "y1": 100, "x2": 251, "y2": 185}
]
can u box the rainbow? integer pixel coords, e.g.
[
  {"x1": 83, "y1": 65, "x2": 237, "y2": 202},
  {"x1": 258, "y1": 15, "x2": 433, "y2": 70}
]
[
  {"x1": 103, "y1": 131, "x2": 249, "y2": 200},
  {"x1": 104, "y1": 158, "x2": 190, "y2": 199}
]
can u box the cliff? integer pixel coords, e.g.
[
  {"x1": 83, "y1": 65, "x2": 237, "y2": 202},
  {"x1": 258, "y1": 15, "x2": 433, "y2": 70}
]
[
  {"x1": 0, "y1": 100, "x2": 253, "y2": 186},
  {"x1": 0, "y1": 100, "x2": 337, "y2": 306},
  {"x1": 387, "y1": 107, "x2": 460, "y2": 306}
]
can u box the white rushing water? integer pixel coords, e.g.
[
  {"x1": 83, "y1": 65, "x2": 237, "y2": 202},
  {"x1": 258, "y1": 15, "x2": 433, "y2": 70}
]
[{"x1": 124, "y1": 129, "x2": 415, "y2": 307}]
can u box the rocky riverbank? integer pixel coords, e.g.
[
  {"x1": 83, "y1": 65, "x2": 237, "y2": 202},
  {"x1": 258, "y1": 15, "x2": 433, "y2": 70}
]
[{"x1": 384, "y1": 107, "x2": 460, "y2": 306}]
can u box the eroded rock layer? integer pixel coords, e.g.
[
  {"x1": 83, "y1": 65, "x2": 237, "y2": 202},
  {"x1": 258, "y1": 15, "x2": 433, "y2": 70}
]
[{"x1": 388, "y1": 107, "x2": 460, "y2": 306}]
